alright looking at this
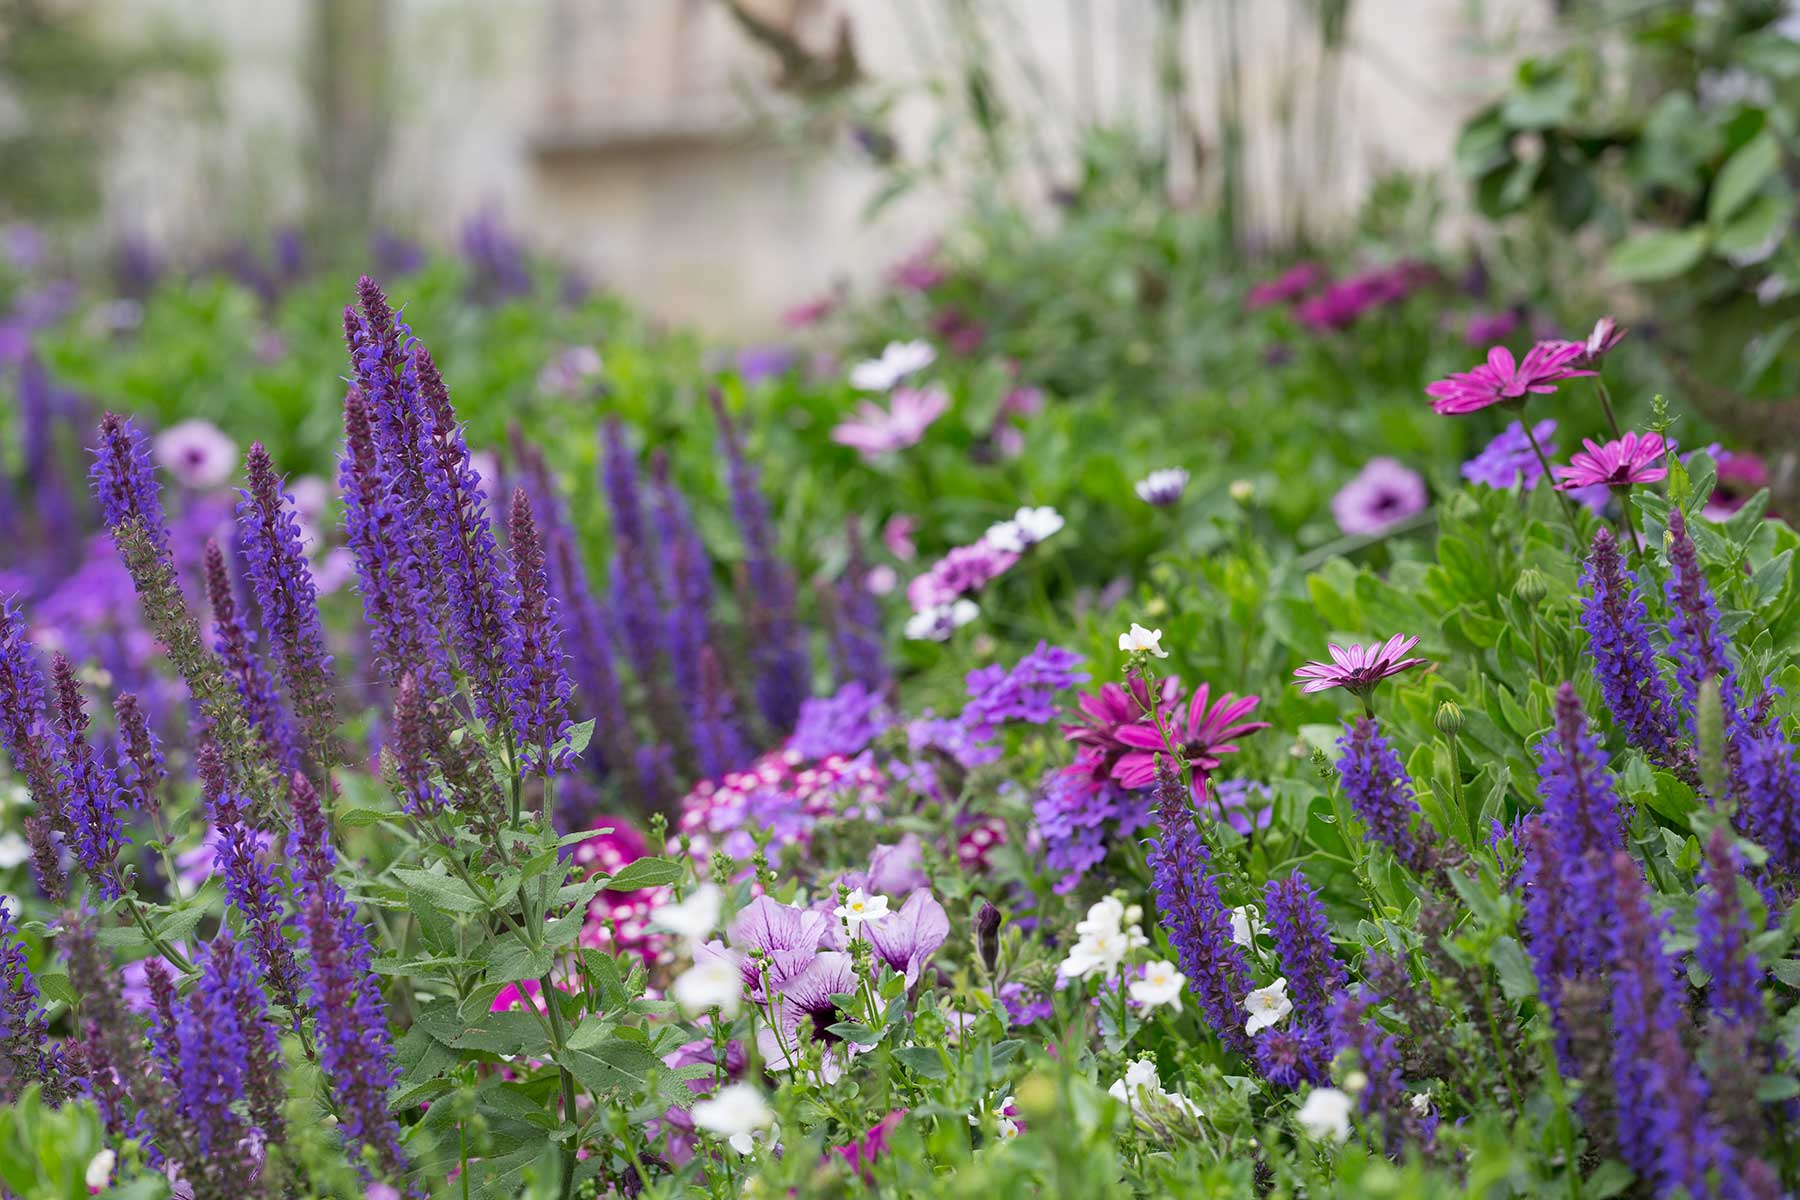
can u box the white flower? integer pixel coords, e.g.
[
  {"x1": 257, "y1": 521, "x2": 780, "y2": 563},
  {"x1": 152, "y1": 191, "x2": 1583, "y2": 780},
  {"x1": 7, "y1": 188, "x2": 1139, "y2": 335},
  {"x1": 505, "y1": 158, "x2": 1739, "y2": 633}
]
[
  {"x1": 1243, "y1": 977, "x2": 1293, "y2": 1036},
  {"x1": 1118, "y1": 623, "x2": 1168, "y2": 658},
  {"x1": 1295, "y1": 1086, "x2": 1354, "y2": 1141},
  {"x1": 1059, "y1": 927, "x2": 1130, "y2": 980},
  {"x1": 85, "y1": 1149, "x2": 117, "y2": 1190},
  {"x1": 984, "y1": 520, "x2": 1027, "y2": 554},
  {"x1": 1343, "y1": 1070, "x2": 1368, "y2": 1096},
  {"x1": 1076, "y1": 896, "x2": 1126, "y2": 939},
  {"x1": 693, "y1": 1083, "x2": 775, "y2": 1140},
  {"x1": 1123, "y1": 904, "x2": 1142, "y2": 926},
  {"x1": 1012, "y1": 505, "x2": 1063, "y2": 545},
  {"x1": 1133, "y1": 468, "x2": 1190, "y2": 507},
  {"x1": 651, "y1": 884, "x2": 722, "y2": 942},
  {"x1": 1128, "y1": 960, "x2": 1186, "y2": 1013},
  {"x1": 834, "y1": 888, "x2": 890, "y2": 936},
  {"x1": 1229, "y1": 905, "x2": 1264, "y2": 947},
  {"x1": 1108, "y1": 1056, "x2": 1163, "y2": 1105},
  {"x1": 672, "y1": 954, "x2": 742, "y2": 1017},
  {"x1": 0, "y1": 833, "x2": 28, "y2": 870},
  {"x1": 904, "y1": 599, "x2": 979, "y2": 642},
  {"x1": 996, "y1": 1115, "x2": 1021, "y2": 1139},
  {"x1": 850, "y1": 340, "x2": 936, "y2": 391},
  {"x1": 1410, "y1": 1090, "x2": 1432, "y2": 1116},
  {"x1": 970, "y1": 1094, "x2": 1020, "y2": 1138}
]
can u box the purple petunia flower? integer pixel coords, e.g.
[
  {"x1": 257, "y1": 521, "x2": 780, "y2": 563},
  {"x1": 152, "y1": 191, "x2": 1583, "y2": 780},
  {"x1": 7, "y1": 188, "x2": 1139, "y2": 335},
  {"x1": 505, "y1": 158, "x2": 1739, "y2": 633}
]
[
  {"x1": 729, "y1": 896, "x2": 830, "y2": 1001},
  {"x1": 1426, "y1": 342, "x2": 1592, "y2": 415},
  {"x1": 864, "y1": 890, "x2": 950, "y2": 986},
  {"x1": 1331, "y1": 457, "x2": 1427, "y2": 536}
]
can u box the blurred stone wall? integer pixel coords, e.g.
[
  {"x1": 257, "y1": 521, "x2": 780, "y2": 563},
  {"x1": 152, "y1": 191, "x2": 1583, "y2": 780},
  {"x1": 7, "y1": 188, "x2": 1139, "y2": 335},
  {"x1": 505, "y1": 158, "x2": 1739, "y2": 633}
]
[{"x1": 95, "y1": 0, "x2": 1545, "y2": 334}]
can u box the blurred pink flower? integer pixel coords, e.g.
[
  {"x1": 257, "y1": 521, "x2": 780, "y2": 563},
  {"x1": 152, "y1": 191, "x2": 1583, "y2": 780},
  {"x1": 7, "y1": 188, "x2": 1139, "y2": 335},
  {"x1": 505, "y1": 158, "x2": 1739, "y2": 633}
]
[
  {"x1": 1426, "y1": 342, "x2": 1591, "y2": 415},
  {"x1": 1246, "y1": 262, "x2": 1326, "y2": 310},
  {"x1": 154, "y1": 419, "x2": 238, "y2": 490},
  {"x1": 782, "y1": 292, "x2": 838, "y2": 329},
  {"x1": 1331, "y1": 457, "x2": 1426, "y2": 536},
  {"x1": 882, "y1": 514, "x2": 917, "y2": 561},
  {"x1": 832, "y1": 386, "x2": 950, "y2": 457},
  {"x1": 1705, "y1": 451, "x2": 1771, "y2": 520},
  {"x1": 1554, "y1": 431, "x2": 1668, "y2": 491}
]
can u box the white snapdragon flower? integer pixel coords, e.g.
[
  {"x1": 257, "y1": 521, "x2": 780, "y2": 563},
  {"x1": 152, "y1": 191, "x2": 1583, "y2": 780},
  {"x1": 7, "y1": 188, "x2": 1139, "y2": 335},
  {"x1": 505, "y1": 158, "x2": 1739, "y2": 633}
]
[
  {"x1": 1243, "y1": 977, "x2": 1293, "y2": 1036},
  {"x1": 1118, "y1": 623, "x2": 1168, "y2": 657}
]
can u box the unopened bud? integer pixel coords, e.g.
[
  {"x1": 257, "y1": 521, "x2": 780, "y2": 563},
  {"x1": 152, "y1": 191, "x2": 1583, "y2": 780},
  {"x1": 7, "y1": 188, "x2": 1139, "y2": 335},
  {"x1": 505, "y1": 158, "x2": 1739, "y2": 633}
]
[
  {"x1": 1435, "y1": 701, "x2": 1464, "y2": 737},
  {"x1": 1513, "y1": 568, "x2": 1548, "y2": 605},
  {"x1": 975, "y1": 902, "x2": 1002, "y2": 973}
]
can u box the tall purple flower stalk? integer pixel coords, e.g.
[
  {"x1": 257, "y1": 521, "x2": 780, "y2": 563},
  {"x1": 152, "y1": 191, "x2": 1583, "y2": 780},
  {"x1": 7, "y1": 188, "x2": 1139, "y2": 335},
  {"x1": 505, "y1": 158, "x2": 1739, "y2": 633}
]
[
  {"x1": 547, "y1": 530, "x2": 641, "y2": 790},
  {"x1": 507, "y1": 488, "x2": 574, "y2": 774},
  {"x1": 711, "y1": 391, "x2": 810, "y2": 734},
  {"x1": 201, "y1": 742, "x2": 302, "y2": 1017},
  {"x1": 692, "y1": 644, "x2": 751, "y2": 780},
  {"x1": 113, "y1": 691, "x2": 165, "y2": 816},
  {"x1": 0, "y1": 597, "x2": 60, "y2": 827},
  {"x1": 1580, "y1": 528, "x2": 1683, "y2": 764},
  {"x1": 1263, "y1": 870, "x2": 1347, "y2": 1025},
  {"x1": 0, "y1": 903, "x2": 71, "y2": 1102},
  {"x1": 51, "y1": 654, "x2": 126, "y2": 900},
  {"x1": 1516, "y1": 817, "x2": 1584, "y2": 1061},
  {"x1": 1329, "y1": 986, "x2": 1413, "y2": 1149},
  {"x1": 339, "y1": 386, "x2": 446, "y2": 697},
  {"x1": 238, "y1": 443, "x2": 337, "y2": 769},
  {"x1": 831, "y1": 517, "x2": 889, "y2": 694},
  {"x1": 649, "y1": 449, "x2": 713, "y2": 704},
  {"x1": 288, "y1": 772, "x2": 411, "y2": 1186},
  {"x1": 1334, "y1": 716, "x2": 1431, "y2": 871},
  {"x1": 169, "y1": 934, "x2": 256, "y2": 1161},
  {"x1": 1536, "y1": 684, "x2": 1626, "y2": 863},
  {"x1": 90, "y1": 411, "x2": 169, "y2": 556},
  {"x1": 1696, "y1": 828, "x2": 1762, "y2": 1034},
  {"x1": 209, "y1": 929, "x2": 287, "y2": 1144},
  {"x1": 203, "y1": 538, "x2": 301, "y2": 776},
  {"x1": 1665, "y1": 509, "x2": 1740, "y2": 735},
  {"x1": 415, "y1": 345, "x2": 521, "y2": 735},
  {"x1": 1606, "y1": 852, "x2": 1741, "y2": 1195},
  {"x1": 1736, "y1": 730, "x2": 1800, "y2": 877},
  {"x1": 1146, "y1": 756, "x2": 1254, "y2": 1056}
]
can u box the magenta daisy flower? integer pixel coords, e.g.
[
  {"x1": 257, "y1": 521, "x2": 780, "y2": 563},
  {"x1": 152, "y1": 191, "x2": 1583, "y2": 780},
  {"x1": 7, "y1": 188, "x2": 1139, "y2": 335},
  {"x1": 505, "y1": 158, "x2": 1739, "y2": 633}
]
[
  {"x1": 1112, "y1": 685, "x2": 1270, "y2": 788},
  {"x1": 1425, "y1": 341, "x2": 1593, "y2": 415},
  {"x1": 1293, "y1": 635, "x2": 1428, "y2": 704},
  {"x1": 1554, "y1": 431, "x2": 1668, "y2": 491}
]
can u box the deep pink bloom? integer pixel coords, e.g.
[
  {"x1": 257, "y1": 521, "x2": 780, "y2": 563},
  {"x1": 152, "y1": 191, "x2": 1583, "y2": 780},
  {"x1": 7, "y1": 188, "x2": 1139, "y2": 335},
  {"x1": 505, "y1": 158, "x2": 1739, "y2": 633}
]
[
  {"x1": 1061, "y1": 675, "x2": 1181, "y2": 781},
  {"x1": 1425, "y1": 341, "x2": 1593, "y2": 415},
  {"x1": 834, "y1": 1109, "x2": 908, "y2": 1181},
  {"x1": 1554, "y1": 431, "x2": 1668, "y2": 491},
  {"x1": 1112, "y1": 685, "x2": 1269, "y2": 788},
  {"x1": 1705, "y1": 451, "x2": 1772, "y2": 520},
  {"x1": 832, "y1": 386, "x2": 950, "y2": 457},
  {"x1": 1331, "y1": 457, "x2": 1427, "y2": 536},
  {"x1": 1293, "y1": 635, "x2": 1428, "y2": 697},
  {"x1": 1560, "y1": 316, "x2": 1627, "y2": 368},
  {"x1": 781, "y1": 292, "x2": 838, "y2": 328},
  {"x1": 1246, "y1": 262, "x2": 1326, "y2": 310}
]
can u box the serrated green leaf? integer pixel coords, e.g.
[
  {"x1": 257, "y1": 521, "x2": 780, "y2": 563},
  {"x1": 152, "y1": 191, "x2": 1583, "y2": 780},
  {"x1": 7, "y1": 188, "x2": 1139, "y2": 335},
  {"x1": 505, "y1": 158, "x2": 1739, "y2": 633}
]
[
  {"x1": 393, "y1": 866, "x2": 490, "y2": 914},
  {"x1": 604, "y1": 857, "x2": 686, "y2": 891}
]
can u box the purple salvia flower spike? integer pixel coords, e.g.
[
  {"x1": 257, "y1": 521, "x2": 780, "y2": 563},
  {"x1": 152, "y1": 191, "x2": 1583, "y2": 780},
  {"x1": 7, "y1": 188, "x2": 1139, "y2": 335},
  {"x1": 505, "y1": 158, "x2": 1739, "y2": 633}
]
[
  {"x1": 0, "y1": 901, "x2": 72, "y2": 1103},
  {"x1": 1536, "y1": 684, "x2": 1627, "y2": 862},
  {"x1": 1580, "y1": 528, "x2": 1684, "y2": 767},
  {"x1": 210, "y1": 928, "x2": 287, "y2": 1144},
  {"x1": 507, "y1": 488, "x2": 574, "y2": 774},
  {"x1": 1252, "y1": 1021, "x2": 1331, "y2": 1089},
  {"x1": 50, "y1": 654, "x2": 127, "y2": 900},
  {"x1": 691, "y1": 643, "x2": 750, "y2": 781},
  {"x1": 1146, "y1": 758, "x2": 1254, "y2": 1056},
  {"x1": 113, "y1": 691, "x2": 165, "y2": 816},
  {"x1": 238, "y1": 442, "x2": 337, "y2": 771},
  {"x1": 1665, "y1": 508, "x2": 1740, "y2": 735},
  {"x1": 832, "y1": 517, "x2": 889, "y2": 694},
  {"x1": 200, "y1": 740, "x2": 303, "y2": 1019},
  {"x1": 203, "y1": 538, "x2": 301, "y2": 776},
  {"x1": 90, "y1": 411, "x2": 170, "y2": 555},
  {"x1": 1735, "y1": 729, "x2": 1800, "y2": 877},
  {"x1": 1696, "y1": 827, "x2": 1762, "y2": 1034},
  {"x1": 1263, "y1": 870, "x2": 1346, "y2": 1025},
  {"x1": 0, "y1": 597, "x2": 62, "y2": 829},
  {"x1": 547, "y1": 508, "x2": 640, "y2": 788},
  {"x1": 649, "y1": 448, "x2": 713, "y2": 703},
  {"x1": 1334, "y1": 716, "x2": 1432, "y2": 872}
]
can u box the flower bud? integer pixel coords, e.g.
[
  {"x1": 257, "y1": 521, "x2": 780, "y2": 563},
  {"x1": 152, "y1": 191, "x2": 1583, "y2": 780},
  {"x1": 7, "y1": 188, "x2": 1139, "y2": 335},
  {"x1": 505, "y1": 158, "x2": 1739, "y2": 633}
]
[
  {"x1": 1343, "y1": 1070, "x2": 1369, "y2": 1096},
  {"x1": 975, "y1": 902, "x2": 1002, "y2": 973},
  {"x1": 1229, "y1": 479, "x2": 1255, "y2": 504},
  {"x1": 1513, "y1": 568, "x2": 1548, "y2": 604},
  {"x1": 1434, "y1": 701, "x2": 1464, "y2": 737}
]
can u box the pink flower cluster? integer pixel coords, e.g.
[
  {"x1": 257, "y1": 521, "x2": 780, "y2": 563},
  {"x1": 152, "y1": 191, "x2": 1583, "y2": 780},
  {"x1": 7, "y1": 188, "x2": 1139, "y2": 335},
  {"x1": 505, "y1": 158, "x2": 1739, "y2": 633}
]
[
  {"x1": 1247, "y1": 260, "x2": 1438, "y2": 331},
  {"x1": 906, "y1": 536, "x2": 1019, "y2": 611},
  {"x1": 570, "y1": 821, "x2": 672, "y2": 964},
  {"x1": 675, "y1": 747, "x2": 889, "y2": 867}
]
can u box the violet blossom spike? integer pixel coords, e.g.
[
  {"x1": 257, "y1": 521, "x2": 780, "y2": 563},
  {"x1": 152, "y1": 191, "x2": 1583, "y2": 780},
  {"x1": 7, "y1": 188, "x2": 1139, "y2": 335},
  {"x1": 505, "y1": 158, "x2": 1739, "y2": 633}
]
[
  {"x1": 203, "y1": 538, "x2": 301, "y2": 776},
  {"x1": 18, "y1": 356, "x2": 81, "y2": 569},
  {"x1": 51, "y1": 654, "x2": 127, "y2": 901},
  {"x1": 415, "y1": 344, "x2": 522, "y2": 734},
  {"x1": 390, "y1": 674, "x2": 446, "y2": 816},
  {"x1": 339, "y1": 387, "x2": 447, "y2": 697},
  {"x1": 0, "y1": 902, "x2": 72, "y2": 1103},
  {"x1": 1536, "y1": 684, "x2": 1627, "y2": 860},
  {"x1": 238, "y1": 442, "x2": 337, "y2": 770},
  {"x1": 832, "y1": 517, "x2": 889, "y2": 694},
  {"x1": 1146, "y1": 757, "x2": 1254, "y2": 1056},
  {"x1": 288, "y1": 771, "x2": 411, "y2": 1185},
  {"x1": 143, "y1": 957, "x2": 181, "y2": 1075},
  {"x1": 209, "y1": 929, "x2": 287, "y2": 1144},
  {"x1": 1328, "y1": 987, "x2": 1414, "y2": 1149},
  {"x1": 205, "y1": 747, "x2": 303, "y2": 1018},
  {"x1": 90, "y1": 411, "x2": 169, "y2": 555},
  {"x1": 548, "y1": 529, "x2": 641, "y2": 786},
  {"x1": 1262, "y1": 871, "x2": 1347, "y2": 1025},
  {"x1": 711, "y1": 389, "x2": 810, "y2": 733},
  {"x1": 649, "y1": 449, "x2": 713, "y2": 702},
  {"x1": 507, "y1": 489, "x2": 574, "y2": 774},
  {"x1": 1580, "y1": 528, "x2": 1684, "y2": 767},
  {"x1": 1516, "y1": 818, "x2": 1581, "y2": 1063},
  {"x1": 1666, "y1": 509, "x2": 1741, "y2": 736},
  {"x1": 113, "y1": 692, "x2": 165, "y2": 817},
  {"x1": 1334, "y1": 716, "x2": 1432, "y2": 872},
  {"x1": 22, "y1": 816, "x2": 65, "y2": 902},
  {"x1": 609, "y1": 532, "x2": 692, "y2": 775},
  {"x1": 0, "y1": 598, "x2": 62, "y2": 828},
  {"x1": 173, "y1": 935, "x2": 265, "y2": 1182},
  {"x1": 1253, "y1": 1021, "x2": 1331, "y2": 1089},
  {"x1": 1606, "y1": 852, "x2": 1740, "y2": 1194},
  {"x1": 1696, "y1": 828, "x2": 1762, "y2": 1034},
  {"x1": 1735, "y1": 729, "x2": 1800, "y2": 877},
  {"x1": 691, "y1": 644, "x2": 750, "y2": 781}
]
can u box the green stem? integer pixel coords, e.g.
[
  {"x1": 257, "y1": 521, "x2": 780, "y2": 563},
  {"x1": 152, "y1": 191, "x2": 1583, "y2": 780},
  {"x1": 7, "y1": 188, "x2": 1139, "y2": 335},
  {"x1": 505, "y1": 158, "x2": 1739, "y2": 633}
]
[
  {"x1": 1616, "y1": 485, "x2": 1643, "y2": 565},
  {"x1": 1594, "y1": 378, "x2": 1622, "y2": 440},
  {"x1": 123, "y1": 893, "x2": 192, "y2": 974},
  {"x1": 539, "y1": 973, "x2": 581, "y2": 1200},
  {"x1": 1522, "y1": 420, "x2": 1581, "y2": 538}
]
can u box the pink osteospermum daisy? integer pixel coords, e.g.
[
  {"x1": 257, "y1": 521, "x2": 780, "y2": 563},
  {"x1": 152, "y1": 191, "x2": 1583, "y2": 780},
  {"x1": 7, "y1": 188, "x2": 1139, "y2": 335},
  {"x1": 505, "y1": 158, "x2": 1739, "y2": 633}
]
[
  {"x1": 1554, "y1": 431, "x2": 1668, "y2": 491},
  {"x1": 1425, "y1": 341, "x2": 1593, "y2": 415},
  {"x1": 832, "y1": 385, "x2": 950, "y2": 457},
  {"x1": 1293, "y1": 634, "x2": 1428, "y2": 697},
  {"x1": 1112, "y1": 684, "x2": 1270, "y2": 788}
]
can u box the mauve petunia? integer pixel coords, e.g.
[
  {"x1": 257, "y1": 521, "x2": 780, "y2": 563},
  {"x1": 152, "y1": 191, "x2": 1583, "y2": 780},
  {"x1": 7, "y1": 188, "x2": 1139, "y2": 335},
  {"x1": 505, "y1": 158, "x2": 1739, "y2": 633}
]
[
  {"x1": 729, "y1": 896, "x2": 829, "y2": 999},
  {"x1": 864, "y1": 890, "x2": 950, "y2": 986}
]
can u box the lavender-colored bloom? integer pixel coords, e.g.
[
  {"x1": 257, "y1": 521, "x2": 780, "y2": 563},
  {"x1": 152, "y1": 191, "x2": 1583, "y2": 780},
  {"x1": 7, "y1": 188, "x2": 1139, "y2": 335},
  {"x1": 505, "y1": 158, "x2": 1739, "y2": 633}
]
[
  {"x1": 546, "y1": 529, "x2": 642, "y2": 790},
  {"x1": 1696, "y1": 828, "x2": 1762, "y2": 1034},
  {"x1": 729, "y1": 896, "x2": 830, "y2": 1000},
  {"x1": 154, "y1": 420, "x2": 238, "y2": 490},
  {"x1": 0, "y1": 903, "x2": 67, "y2": 1102},
  {"x1": 1606, "y1": 852, "x2": 1739, "y2": 1194},
  {"x1": 507, "y1": 490, "x2": 574, "y2": 773},
  {"x1": 238, "y1": 444, "x2": 336, "y2": 767},
  {"x1": 1516, "y1": 817, "x2": 1584, "y2": 1060},
  {"x1": 1034, "y1": 769, "x2": 1145, "y2": 890},
  {"x1": 203, "y1": 743, "x2": 302, "y2": 1017},
  {"x1": 416, "y1": 346, "x2": 522, "y2": 734},
  {"x1": 1328, "y1": 987, "x2": 1422, "y2": 1150},
  {"x1": 1335, "y1": 716, "x2": 1431, "y2": 871},
  {"x1": 691, "y1": 645, "x2": 751, "y2": 781},
  {"x1": 1666, "y1": 509, "x2": 1740, "y2": 736},
  {"x1": 203, "y1": 538, "x2": 301, "y2": 776},
  {"x1": 1254, "y1": 1021, "x2": 1331, "y2": 1089},
  {"x1": 113, "y1": 692, "x2": 164, "y2": 816},
  {"x1": 648, "y1": 450, "x2": 713, "y2": 704},
  {"x1": 1263, "y1": 871, "x2": 1346, "y2": 1025},
  {"x1": 863, "y1": 890, "x2": 950, "y2": 986},
  {"x1": 90, "y1": 412, "x2": 169, "y2": 555},
  {"x1": 712, "y1": 392, "x2": 809, "y2": 733},
  {"x1": 171, "y1": 935, "x2": 254, "y2": 1159},
  {"x1": 1536, "y1": 684, "x2": 1627, "y2": 865},
  {"x1": 1462, "y1": 419, "x2": 1559, "y2": 490},
  {"x1": 1331, "y1": 457, "x2": 1427, "y2": 536},
  {"x1": 830, "y1": 518, "x2": 888, "y2": 693},
  {"x1": 1581, "y1": 528, "x2": 1682, "y2": 764},
  {"x1": 791, "y1": 682, "x2": 892, "y2": 761},
  {"x1": 770, "y1": 951, "x2": 857, "y2": 1053},
  {"x1": 459, "y1": 208, "x2": 533, "y2": 303},
  {"x1": 1736, "y1": 729, "x2": 1800, "y2": 877},
  {"x1": 288, "y1": 772, "x2": 410, "y2": 1185},
  {"x1": 962, "y1": 642, "x2": 1088, "y2": 741},
  {"x1": 1134, "y1": 468, "x2": 1190, "y2": 507},
  {"x1": 1146, "y1": 759, "x2": 1254, "y2": 1056},
  {"x1": 51, "y1": 655, "x2": 126, "y2": 900},
  {"x1": 0, "y1": 598, "x2": 58, "y2": 825}
]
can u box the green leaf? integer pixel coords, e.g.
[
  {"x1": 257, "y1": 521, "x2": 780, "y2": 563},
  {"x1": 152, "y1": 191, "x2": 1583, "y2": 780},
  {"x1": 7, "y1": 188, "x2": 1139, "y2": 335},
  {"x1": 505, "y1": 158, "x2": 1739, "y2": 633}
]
[
  {"x1": 604, "y1": 856, "x2": 686, "y2": 891},
  {"x1": 1709, "y1": 131, "x2": 1782, "y2": 226},
  {"x1": 486, "y1": 932, "x2": 555, "y2": 984},
  {"x1": 392, "y1": 866, "x2": 490, "y2": 914},
  {"x1": 1608, "y1": 228, "x2": 1710, "y2": 281},
  {"x1": 561, "y1": 719, "x2": 595, "y2": 757},
  {"x1": 1714, "y1": 189, "x2": 1796, "y2": 258},
  {"x1": 893, "y1": 1046, "x2": 948, "y2": 1079}
]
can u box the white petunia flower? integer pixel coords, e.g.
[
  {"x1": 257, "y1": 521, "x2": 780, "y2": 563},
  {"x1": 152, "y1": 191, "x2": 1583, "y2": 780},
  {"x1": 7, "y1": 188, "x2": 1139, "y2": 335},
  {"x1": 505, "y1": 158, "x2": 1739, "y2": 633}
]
[
  {"x1": 1059, "y1": 927, "x2": 1130, "y2": 980},
  {"x1": 1118, "y1": 623, "x2": 1168, "y2": 657},
  {"x1": 672, "y1": 954, "x2": 742, "y2": 1017},
  {"x1": 849, "y1": 340, "x2": 936, "y2": 391},
  {"x1": 1295, "y1": 1086, "x2": 1354, "y2": 1141},
  {"x1": 85, "y1": 1150, "x2": 116, "y2": 1190},
  {"x1": 693, "y1": 1083, "x2": 775, "y2": 1140},
  {"x1": 1128, "y1": 960, "x2": 1186, "y2": 1013},
  {"x1": 650, "y1": 883, "x2": 723, "y2": 942},
  {"x1": 1243, "y1": 977, "x2": 1293, "y2": 1036},
  {"x1": 834, "y1": 888, "x2": 890, "y2": 936},
  {"x1": 1076, "y1": 896, "x2": 1126, "y2": 940}
]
